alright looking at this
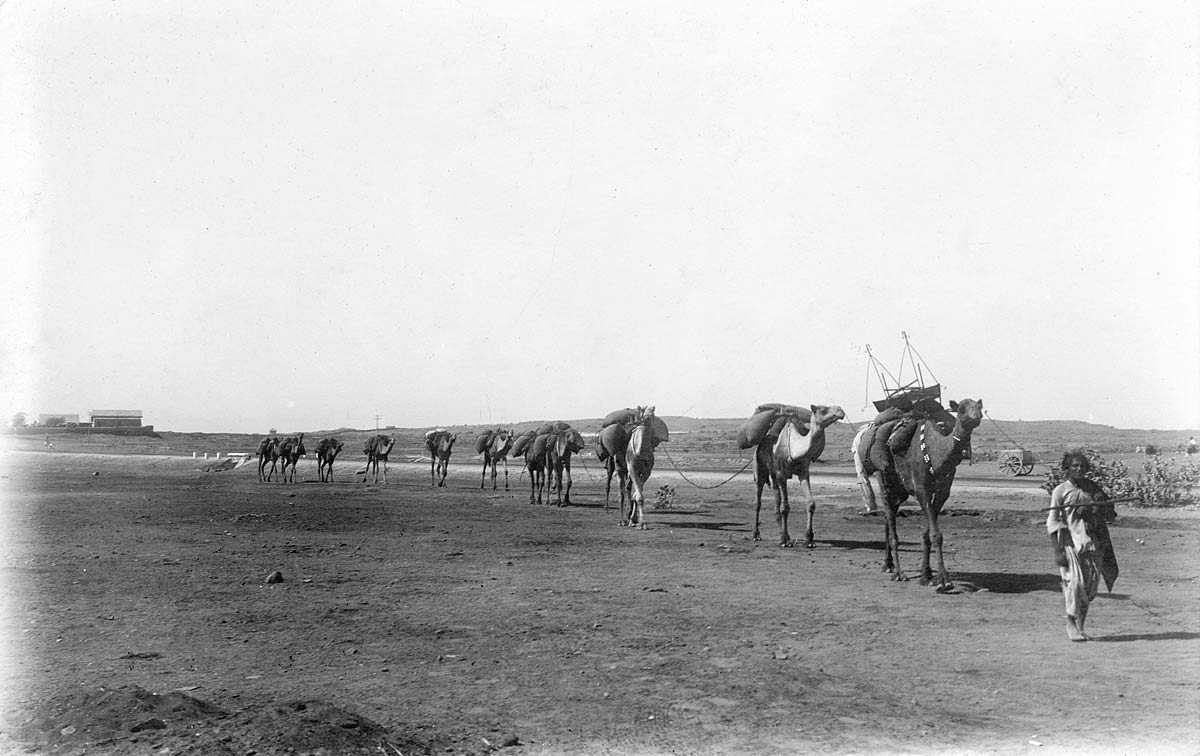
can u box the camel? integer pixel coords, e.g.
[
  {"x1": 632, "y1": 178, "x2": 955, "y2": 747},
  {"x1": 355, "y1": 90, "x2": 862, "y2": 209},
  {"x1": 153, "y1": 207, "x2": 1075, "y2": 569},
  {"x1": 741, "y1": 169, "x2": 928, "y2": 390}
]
[
  {"x1": 752, "y1": 405, "x2": 846, "y2": 547},
  {"x1": 425, "y1": 429, "x2": 457, "y2": 487},
  {"x1": 595, "y1": 423, "x2": 631, "y2": 512},
  {"x1": 517, "y1": 433, "x2": 549, "y2": 505},
  {"x1": 362, "y1": 435, "x2": 396, "y2": 484},
  {"x1": 279, "y1": 433, "x2": 306, "y2": 483},
  {"x1": 621, "y1": 418, "x2": 657, "y2": 529},
  {"x1": 545, "y1": 427, "x2": 585, "y2": 507},
  {"x1": 316, "y1": 438, "x2": 344, "y2": 482},
  {"x1": 873, "y1": 398, "x2": 984, "y2": 591},
  {"x1": 476, "y1": 429, "x2": 514, "y2": 491},
  {"x1": 257, "y1": 437, "x2": 279, "y2": 482}
]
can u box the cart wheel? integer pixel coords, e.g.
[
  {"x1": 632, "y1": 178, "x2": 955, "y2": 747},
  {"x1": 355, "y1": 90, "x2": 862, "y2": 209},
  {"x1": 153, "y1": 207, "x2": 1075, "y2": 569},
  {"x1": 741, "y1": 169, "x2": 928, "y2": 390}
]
[
  {"x1": 1000, "y1": 458, "x2": 1018, "y2": 476},
  {"x1": 1019, "y1": 463, "x2": 1034, "y2": 476}
]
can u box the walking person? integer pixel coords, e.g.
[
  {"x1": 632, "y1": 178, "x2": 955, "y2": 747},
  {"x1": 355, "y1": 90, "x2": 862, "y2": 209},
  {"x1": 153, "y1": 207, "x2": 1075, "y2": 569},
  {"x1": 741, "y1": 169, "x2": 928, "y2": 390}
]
[{"x1": 1046, "y1": 451, "x2": 1119, "y2": 641}]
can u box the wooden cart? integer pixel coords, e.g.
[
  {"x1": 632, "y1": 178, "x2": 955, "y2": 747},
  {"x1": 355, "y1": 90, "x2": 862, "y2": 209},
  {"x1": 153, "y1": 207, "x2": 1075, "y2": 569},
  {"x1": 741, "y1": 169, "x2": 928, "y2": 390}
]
[{"x1": 999, "y1": 448, "x2": 1034, "y2": 476}]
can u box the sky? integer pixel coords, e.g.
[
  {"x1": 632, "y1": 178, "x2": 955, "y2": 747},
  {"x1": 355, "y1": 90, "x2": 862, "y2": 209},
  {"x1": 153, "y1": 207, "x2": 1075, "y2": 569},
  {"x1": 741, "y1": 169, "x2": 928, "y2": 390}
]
[{"x1": 2, "y1": 1, "x2": 1198, "y2": 433}]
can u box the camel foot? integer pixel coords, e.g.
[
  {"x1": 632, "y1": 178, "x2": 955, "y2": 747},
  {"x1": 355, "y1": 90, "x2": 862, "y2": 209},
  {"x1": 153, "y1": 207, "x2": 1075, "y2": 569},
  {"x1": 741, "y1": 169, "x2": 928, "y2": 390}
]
[
  {"x1": 752, "y1": 534, "x2": 763, "y2": 542},
  {"x1": 891, "y1": 572, "x2": 909, "y2": 582},
  {"x1": 804, "y1": 539, "x2": 815, "y2": 549},
  {"x1": 935, "y1": 583, "x2": 955, "y2": 594}
]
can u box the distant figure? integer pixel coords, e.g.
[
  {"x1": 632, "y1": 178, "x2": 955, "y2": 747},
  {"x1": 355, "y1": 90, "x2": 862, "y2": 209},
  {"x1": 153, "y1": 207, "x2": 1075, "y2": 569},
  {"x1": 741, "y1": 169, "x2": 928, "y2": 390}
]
[
  {"x1": 43, "y1": 435, "x2": 54, "y2": 452},
  {"x1": 1187, "y1": 436, "x2": 1197, "y2": 456}
]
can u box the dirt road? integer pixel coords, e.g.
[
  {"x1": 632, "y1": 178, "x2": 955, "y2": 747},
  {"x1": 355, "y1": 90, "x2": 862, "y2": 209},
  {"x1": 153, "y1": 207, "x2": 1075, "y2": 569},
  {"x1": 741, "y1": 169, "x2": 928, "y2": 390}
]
[{"x1": 2, "y1": 450, "x2": 1197, "y2": 755}]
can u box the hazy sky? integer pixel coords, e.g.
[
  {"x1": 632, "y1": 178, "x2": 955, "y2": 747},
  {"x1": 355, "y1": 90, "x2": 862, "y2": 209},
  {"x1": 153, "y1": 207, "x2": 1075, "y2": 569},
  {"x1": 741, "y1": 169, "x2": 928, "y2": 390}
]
[{"x1": 3, "y1": 2, "x2": 1198, "y2": 433}]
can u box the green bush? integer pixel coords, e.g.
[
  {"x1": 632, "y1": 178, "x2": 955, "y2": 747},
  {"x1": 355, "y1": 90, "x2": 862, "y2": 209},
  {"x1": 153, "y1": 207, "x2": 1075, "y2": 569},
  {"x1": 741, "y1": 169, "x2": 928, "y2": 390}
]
[{"x1": 1041, "y1": 448, "x2": 1199, "y2": 507}]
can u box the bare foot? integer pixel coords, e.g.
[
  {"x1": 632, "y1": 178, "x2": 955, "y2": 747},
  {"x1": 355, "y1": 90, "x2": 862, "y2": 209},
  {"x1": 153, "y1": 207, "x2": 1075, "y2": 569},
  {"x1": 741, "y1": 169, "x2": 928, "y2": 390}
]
[{"x1": 1066, "y1": 616, "x2": 1089, "y2": 642}]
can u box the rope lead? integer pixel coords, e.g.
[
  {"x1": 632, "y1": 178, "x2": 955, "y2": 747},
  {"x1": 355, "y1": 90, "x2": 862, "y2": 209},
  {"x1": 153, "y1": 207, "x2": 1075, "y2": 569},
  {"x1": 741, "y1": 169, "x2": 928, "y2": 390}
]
[{"x1": 658, "y1": 444, "x2": 754, "y2": 490}]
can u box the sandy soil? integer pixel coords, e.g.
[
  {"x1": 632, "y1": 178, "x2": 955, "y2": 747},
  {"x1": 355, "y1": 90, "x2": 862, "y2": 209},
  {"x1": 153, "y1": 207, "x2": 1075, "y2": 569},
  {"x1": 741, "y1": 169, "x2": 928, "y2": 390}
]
[{"x1": 1, "y1": 449, "x2": 1197, "y2": 756}]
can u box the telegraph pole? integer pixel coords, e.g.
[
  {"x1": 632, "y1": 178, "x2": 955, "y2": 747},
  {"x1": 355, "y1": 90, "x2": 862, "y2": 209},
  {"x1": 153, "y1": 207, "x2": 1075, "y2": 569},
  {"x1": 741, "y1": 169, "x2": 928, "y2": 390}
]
[{"x1": 374, "y1": 414, "x2": 381, "y2": 431}]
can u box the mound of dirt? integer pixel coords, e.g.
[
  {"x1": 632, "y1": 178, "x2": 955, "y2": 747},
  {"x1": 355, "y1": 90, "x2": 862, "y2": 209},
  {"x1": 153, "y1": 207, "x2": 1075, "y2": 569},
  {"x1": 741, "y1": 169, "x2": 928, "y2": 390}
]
[
  {"x1": 198, "y1": 458, "x2": 241, "y2": 472},
  {"x1": 11, "y1": 685, "x2": 443, "y2": 756},
  {"x1": 14, "y1": 684, "x2": 228, "y2": 750}
]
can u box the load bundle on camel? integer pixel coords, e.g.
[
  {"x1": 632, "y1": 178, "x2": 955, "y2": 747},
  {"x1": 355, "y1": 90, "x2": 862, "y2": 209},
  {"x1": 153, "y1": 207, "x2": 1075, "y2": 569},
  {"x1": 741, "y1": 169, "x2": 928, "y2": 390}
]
[
  {"x1": 474, "y1": 430, "x2": 494, "y2": 454},
  {"x1": 510, "y1": 430, "x2": 538, "y2": 459},
  {"x1": 737, "y1": 403, "x2": 813, "y2": 450},
  {"x1": 601, "y1": 406, "x2": 669, "y2": 446}
]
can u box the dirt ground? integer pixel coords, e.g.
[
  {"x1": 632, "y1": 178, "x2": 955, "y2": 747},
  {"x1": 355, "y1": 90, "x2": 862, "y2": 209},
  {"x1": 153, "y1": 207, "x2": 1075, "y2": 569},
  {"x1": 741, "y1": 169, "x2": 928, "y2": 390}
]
[{"x1": 1, "y1": 449, "x2": 1198, "y2": 756}]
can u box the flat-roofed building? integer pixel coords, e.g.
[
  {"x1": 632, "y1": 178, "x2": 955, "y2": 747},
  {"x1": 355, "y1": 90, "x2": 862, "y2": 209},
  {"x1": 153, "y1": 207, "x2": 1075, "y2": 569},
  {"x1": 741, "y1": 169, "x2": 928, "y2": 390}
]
[{"x1": 90, "y1": 409, "x2": 144, "y2": 428}]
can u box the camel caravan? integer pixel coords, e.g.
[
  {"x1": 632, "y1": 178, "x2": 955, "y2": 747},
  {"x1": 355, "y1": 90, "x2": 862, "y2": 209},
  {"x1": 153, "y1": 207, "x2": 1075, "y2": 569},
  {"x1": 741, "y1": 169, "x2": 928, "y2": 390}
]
[
  {"x1": 246, "y1": 341, "x2": 1029, "y2": 596},
  {"x1": 247, "y1": 391, "x2": 998, "y2": 597}
]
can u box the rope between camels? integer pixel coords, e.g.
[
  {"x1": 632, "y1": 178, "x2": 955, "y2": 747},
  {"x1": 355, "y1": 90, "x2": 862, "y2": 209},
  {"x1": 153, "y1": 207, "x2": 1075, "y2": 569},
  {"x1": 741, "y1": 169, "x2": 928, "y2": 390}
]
[
  {"x1": 985, "y1": 410, "x2": 1027, "y2": 449},
  {"x1": 658, "y1": 444, "x2": 754, "y2": 489},
  {"x1": 573, "y1": 453, "x2": 604, "y2": 483}
]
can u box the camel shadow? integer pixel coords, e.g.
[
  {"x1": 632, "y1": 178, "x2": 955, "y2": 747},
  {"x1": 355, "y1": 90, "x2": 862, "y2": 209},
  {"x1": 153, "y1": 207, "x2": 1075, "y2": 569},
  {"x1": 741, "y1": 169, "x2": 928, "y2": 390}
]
[
  {"x1": 950, "y1": 571, "x2": 1060, "y2": 594},
  {"x1": 818, "y1": 538, "x2": 885, "y2": 551},
  {"x1": 1094, "y1": 631, "x2": 1200, "y2": 643},
  {"x1": 664, "y1": 519, "x2": 751, "y2": 532}
]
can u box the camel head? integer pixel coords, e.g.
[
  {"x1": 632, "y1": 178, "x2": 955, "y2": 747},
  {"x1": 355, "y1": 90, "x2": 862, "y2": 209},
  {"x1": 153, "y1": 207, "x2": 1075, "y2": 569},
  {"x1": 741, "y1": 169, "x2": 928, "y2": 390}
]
[
  {"x1": 810, "y1": 405, "x2": 847, "y2": 429},
  {"x1": 948, "y1": 399, "x2": 984, "y2": 433},
  {"x1": 493, "y1": 430, "x2": 513, "y2": 454}
]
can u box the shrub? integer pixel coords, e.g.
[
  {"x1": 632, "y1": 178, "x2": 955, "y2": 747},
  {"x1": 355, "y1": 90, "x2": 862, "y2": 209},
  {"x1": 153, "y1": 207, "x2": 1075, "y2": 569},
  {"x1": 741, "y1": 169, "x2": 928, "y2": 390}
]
[
  {"x1": 1042, "y1": 448, "x2": 1199, "y2": 507},
  {"x1": 1132, "y1": 454, "x2": 1200, "y2": 507},
  {"x1": 653, "y1": 484, "x2": 677, "y2": 509}
]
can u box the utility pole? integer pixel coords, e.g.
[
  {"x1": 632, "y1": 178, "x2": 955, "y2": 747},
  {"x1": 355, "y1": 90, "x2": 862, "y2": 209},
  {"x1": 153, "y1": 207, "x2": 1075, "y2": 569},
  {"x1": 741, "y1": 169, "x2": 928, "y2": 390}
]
[{"x1": 374, "y1": 414, "x2": 381, "y2": 431}]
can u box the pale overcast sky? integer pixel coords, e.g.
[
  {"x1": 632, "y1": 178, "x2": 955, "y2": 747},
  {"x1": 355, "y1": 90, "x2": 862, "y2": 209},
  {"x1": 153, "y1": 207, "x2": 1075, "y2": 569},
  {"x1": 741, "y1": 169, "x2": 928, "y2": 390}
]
[{"x1": 3, "y1": 2, "x2": 1198, "y2": 433}]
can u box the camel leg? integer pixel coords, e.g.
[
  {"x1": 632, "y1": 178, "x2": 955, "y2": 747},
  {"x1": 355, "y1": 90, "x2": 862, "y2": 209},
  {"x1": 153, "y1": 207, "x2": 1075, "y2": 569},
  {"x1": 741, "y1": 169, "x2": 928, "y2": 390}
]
[
  {"x1": 562, "y1": 459, "x2": 573, "y2": 506},
  {"x1": 630, "y1": 472, "x2": 646, "y2": 529},
  {"x1": 775, "y1": 478, "x2": 793, "y2": 548},
  {"x1": 752, "y1": 459, "x2": 768, "y2": 541},
  {"x1": 603, "y1": 459, "x2": 613, "y2": 511},
  {"x1": 799, "y1": 474, "x2": 816, "y2": 548},
  {"x1": 919, "y1": 524, "x2": 933, "y2": 585},
  {"x1": 501, "y1": 458, "x2": 509, "y2": 491},
  {"x1": 481, "y1": 460, "x2": 488, "y2": 489},
  {"x1": 382, "y1": 459, "x2": 388, "y2": 485},
  {"x1": 929, "y1": 509, "x2": 951, "y2": 591},
  {"x1": 884, "y1": 503, "x2": 908, "y2": 580}
]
